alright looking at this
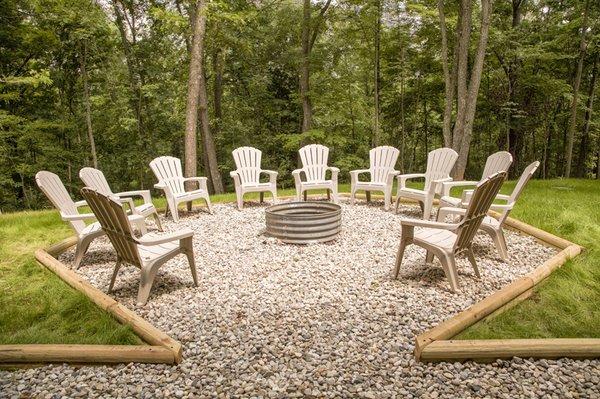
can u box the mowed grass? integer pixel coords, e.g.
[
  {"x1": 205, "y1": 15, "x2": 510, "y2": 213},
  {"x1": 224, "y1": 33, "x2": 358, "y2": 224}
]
[
  {"x1": 0, "y1": 179, "x2": 598, "y2": 345},
  {"x1": 457, "y1": 178, "x2": 600, "y2": 339}
]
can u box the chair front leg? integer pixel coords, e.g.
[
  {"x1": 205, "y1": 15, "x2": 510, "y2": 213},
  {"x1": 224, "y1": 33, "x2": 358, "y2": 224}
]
[
  {"x1": 438, "y1": 252, "x2": 459, "y2": 293},
  {"x1": 181, "y1": 237, "x2": 198, "y2": 287},
  {"x1": 394, "y1": 225, "x2": 414, "y2": 279}
]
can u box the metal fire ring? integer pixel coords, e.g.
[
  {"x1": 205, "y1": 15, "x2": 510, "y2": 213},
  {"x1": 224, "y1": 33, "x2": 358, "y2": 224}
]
[{"x1": 265, "y1": 202, "x2": 342, "y2": 244}]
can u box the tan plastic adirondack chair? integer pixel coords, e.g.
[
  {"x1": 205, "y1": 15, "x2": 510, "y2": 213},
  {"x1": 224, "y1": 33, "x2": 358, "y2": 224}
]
[
  {"x1": 350, "y1": 146, "x2": 400, "y2": 210},
  {"x1": 395, "y1": 147, "x2": 458, "y2": 219},
  {"x1": 440, "y1": 151, "x2": 513, "y2": 206},
  {"x1": 393, "y1": 172, "x2": 507, "y2": 292},
  {"x1": 79, "y1": 167, "x2": 162, "y2": 230},
  {"x1": 149, "y1": 156, "x2": 212, "y2": 222},
  {"x1": 439, "y1": 161, "x2": 540, "y2": 261},
  {"x1": 81, "y1": 188, "x2": 198, "y2": 305},
  {"x1": 35, "y1": 171, "x2": 145, "y2": 269},
  {"x1": 230, "y1": 146, "x2": 278, "y2": 210},
  {"x1": 292, "y1": 144, "x2": 339, "y2": 203}
]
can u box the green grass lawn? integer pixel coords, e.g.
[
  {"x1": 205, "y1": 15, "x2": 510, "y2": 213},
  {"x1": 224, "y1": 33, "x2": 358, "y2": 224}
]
[
  {"x1": 0, "y1": 179, "x2": 598, "y2": 345},
  {"x1": 457, "y1": 179, "x2": 600, "y2": 339}
]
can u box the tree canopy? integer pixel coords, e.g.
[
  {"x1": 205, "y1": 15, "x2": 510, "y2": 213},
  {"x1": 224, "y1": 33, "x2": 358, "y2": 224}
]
[{"x1": 1, "y1": 0, "x2": 599, "y2": 211}]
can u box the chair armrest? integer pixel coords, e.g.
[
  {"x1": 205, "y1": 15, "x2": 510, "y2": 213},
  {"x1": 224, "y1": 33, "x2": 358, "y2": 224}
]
[
  {"x1": 183, "y1": 177, "x2": 208, "y2": 183},
  {"x1": 74, "y1": 200, "x2": 88, "y2": 208},
  {"x1": 397, "y1": 173, "x2": 426, "y2": 189},
  {"x1": 350, "y1": 169, "x2": 370, "y2": 176},
  {"x1": 328, "y1": 166, "x2": 340, "y2": 173},
  {"x1": 154, "y1": 182, "x2": 166, "y2": 189},
  {"x1": 115, "y1": 190, "x2": 152, "y2": 204},
  {"x1": 292, "y1": 169, "x2": 304, "y2": 186},
  {"x1": 429, "y1": 177, "x2": 453, "y2": 195},
  {"x1": 401, "y1": 217, "x2": 459, "y2": 230},
  {"x1": 229, "y1": 171, "x2": 238, "y2": 178},
  {"x1": 291, "y1": 169, "x2": 303, "y2": 177},
  {"x1": 261, "y1": 169, "x2": 278, "y2": 184},
  {"x1": 441, "y1": 180, "x2": 479, "y2": 196},
  {"x1": 490, "y1": 203, "x2": 514, "y2": 211},
  {"x1": 61, "y1": 212, "x2": 96, "y2": 222},
  {"x1": 137, "y1": 229, "x2": 194, "y2": 246}
]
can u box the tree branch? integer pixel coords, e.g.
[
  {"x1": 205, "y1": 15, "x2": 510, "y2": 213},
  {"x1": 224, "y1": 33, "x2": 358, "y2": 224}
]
[{"x1": 309, "y1": 0, "x2": 333, "y2": 52}]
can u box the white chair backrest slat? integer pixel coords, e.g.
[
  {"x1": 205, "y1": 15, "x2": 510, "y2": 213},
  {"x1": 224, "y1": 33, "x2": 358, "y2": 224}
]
[
  {"x1": 369, "y1": 146, "x2": 400, "y2": 184},
  {"x1": 496, "y1": 161, "x2": 540, "y2": 223},
  {"x1": 299, "y1": 144, "x2": 329, "y2": 182},
  {"x1": 150, "y1": 156, "x2": 186, "y2": 194},
  {"x1": 35, "y1": 171, "x2": 86, "y2": 234},
  {"x1": 233, "y1": 146, "x2": 262, "y2": 185},
  {"x1": 482, "y1": 151, "x2": 513, "y2": 179},
  {"x1": 455, "y1": 172, "x2": 507, "y2": 251},
  {"x1": 79, "y1": 168, "x2": 114, "y2": 196},
  {"x1": 424, "y1": 148, "x2": 458, "y2": 192}
]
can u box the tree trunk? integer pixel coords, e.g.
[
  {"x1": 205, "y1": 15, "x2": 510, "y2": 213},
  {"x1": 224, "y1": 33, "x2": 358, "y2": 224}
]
[
  {"x1": 373, "y1": 0, "x2": 381, "y2": 146},
  {"x1": 438, "y1": 0, "x2": 453, "y2": 147},
  {"x1": 80, "y1": 41, "x2": 98, "y2": 169},
  {"x1": 575, "y1": 51, "x2": 598, "y2": 177},
  {"x1": 452, "y1": 0, "x2": 472, "y2": 152},
  {"x1": 399, "y1": 45, "x2": 406, "y2": 172},
  {"x1": 453, "y1": 0, "x2": 493, "y2": 179},
  {"x1": 300, "y1": 0, "x2": 312, "y2": 133},
  {"x1": 213, "y1": 48, "x2": 224, "y2": 133},
  {"x1": 564, "y1": 0, "x2": 590, "y2": 178}
]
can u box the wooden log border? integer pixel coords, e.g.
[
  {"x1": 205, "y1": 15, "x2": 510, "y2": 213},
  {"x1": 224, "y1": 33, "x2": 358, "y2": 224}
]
[
  {"x1": 0, "y1": 237, "x2": 182, "y2": 366},
  {"x1": 414, "y1": 212, "x2": 593, "y2": 362}
]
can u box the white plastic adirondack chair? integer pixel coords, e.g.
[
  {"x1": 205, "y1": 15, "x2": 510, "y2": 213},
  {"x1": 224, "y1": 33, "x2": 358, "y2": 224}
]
[
  {"x1": 292, "y1": 144, "x2": 339, "y2": 203},
  {"x1": 393, "y1": 172, "x2": 507, "y2": 292},
  {"x1": 439, "y1": 161, "x2": 540, "y2": 261},
  {"x1": 149, "y1": 156, "x2": 212, "y2": 222},
  {"x1": 230, "y1": 146, "x2": 278, "y2": 210},
  {"x1": 395, "y1": 147, "x2": 458, "y2": 219},
  {"x1": 350, "y1": 146, "x2": 400, "y2": 210},
  {"x1": 79, "y1": 167, "x2": 162, "y2": 230},
  {"x1": 81, "y1": 188, "x2": 198, "y2": 305},
  {"x1": 440, "y1": 151, "x2": 513, "y2": 206},
  {"x1": 35, "y1": 171, "x2": 145, "y2": 269}
]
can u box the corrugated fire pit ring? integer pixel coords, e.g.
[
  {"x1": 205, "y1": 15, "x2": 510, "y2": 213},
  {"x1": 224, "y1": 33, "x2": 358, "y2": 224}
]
[{"x1": 265, "y1": 202, "x2": 342, "y2": 244}]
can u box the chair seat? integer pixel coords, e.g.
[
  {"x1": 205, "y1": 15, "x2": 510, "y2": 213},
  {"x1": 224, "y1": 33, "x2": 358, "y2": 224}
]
[
  {"x1": 301, "y1": 180, "x2": 333, "y2": 187},
  {"x1": 138, "y1": 235, "x2": 180, "y2": 262},
  {"x1": 397, "y1": 187, "x2": 427, "y2": 198},
  {"x1": 174, "y1": 189, "x2": 208, "y2": 200},
  {"x1": 413, "y1": 227, "x2": 457, "y2": 250}
]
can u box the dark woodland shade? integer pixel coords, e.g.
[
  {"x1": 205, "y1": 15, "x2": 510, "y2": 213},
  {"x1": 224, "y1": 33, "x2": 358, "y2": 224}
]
[{"x1": 2, "y1": 0, "x2": 599, "y2": 211}]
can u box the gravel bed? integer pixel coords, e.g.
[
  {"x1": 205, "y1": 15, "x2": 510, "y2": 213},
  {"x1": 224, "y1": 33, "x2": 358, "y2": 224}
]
[{"x1": 2, "y1": 199, "x2": 598, "y2": 398}]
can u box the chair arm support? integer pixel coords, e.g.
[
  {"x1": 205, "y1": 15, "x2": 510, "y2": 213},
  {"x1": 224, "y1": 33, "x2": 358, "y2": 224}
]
[
  {"x1": 397, "y1": 173, "x2": 426, "y2": 188},
  {"x1": 441, "y1": 180, "x2": 479, "y2": 196},
  {"x1": 292, "y1": 169, "x2": 304, "y2": 186},
  {"x1": 137, "y1": 229, "x2": 194, "y2": 246},
  {"x1": 61, "y1": 212, "x2": 96, "y2": 222},
  {"x1": 261, "y1": 169, "x2": 278, "y2": 184},
  {"x1": 429, "y1": 177, "x2": 453, "y2": 195},
  {"x1": 386, "y1": 170, "x2": 400, "y2": 186},
  {"x1": 436, "y1": 206, "x2": 467, "y2": 222},
  {"x1": 114, "y1": 190, "x2": 152, "y2": 204}
]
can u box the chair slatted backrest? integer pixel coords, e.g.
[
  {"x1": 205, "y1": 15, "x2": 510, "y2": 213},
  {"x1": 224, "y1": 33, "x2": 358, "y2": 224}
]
[
  {"x1": 369, "y1": 146, "x2": 400, "y2": 184},
  {"x1": 150, "y1": 156, "x2": 185, "y2": 195},
  {"x1": 454, "y1": 172, "x2": 507, "y2": 251},
  {"x1": 80, "y1": 167, "x2": 113, "y2": 196},
  {"x1": 36, "y1": 171, "x2": 86, "y2": 234},
  {"x1": 232, "y1": 146, "x2": 262, "y2": 185},
  {"x1": 423, "y1": 148, "x2": 458, "y2": 192},
  {"x1": 481, "y1": 151, "x2": 513, "y2": 179},
  {"x1": 81, "y1": 188, "x2": 141, "y2": 266},
  {"x1": 299, "y1": 144, "x2": 329, "y2": 182},
  {"x1": 496, "y1": 161, "x2": 540, "y2": 224}
]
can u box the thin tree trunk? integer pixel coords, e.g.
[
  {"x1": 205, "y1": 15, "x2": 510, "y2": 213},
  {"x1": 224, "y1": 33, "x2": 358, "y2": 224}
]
[
  {"x1": 373, "y1": 0, "x2": 381, "y2": 146},
  {"x1": 438, "y1": 0, "x2": 453, "y2": 147},
  {"x1": 454, "y1": 0, "x2": 493, "y2": 179},
  {"x1": 184, "y1": 0, "x2": 203, "y2": 195},
  {"x1": 300, "y1": 0, "x2": 312, "y2": 133},
  {"x1": 564, "y1": 0, "x2": 590, "y2": 177},
  {"x1": 399, "y1": 45, "x2": 406, "y2": 172},
  {"x1": 452, "y1": 0, "x2": 472, "y2": 151},
  {"x1": 575, "y1": 51, "x2": 598, "y2": 177},
  {"x1": 80, "y1": 41, "x2": 98, "y2": 169}
]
